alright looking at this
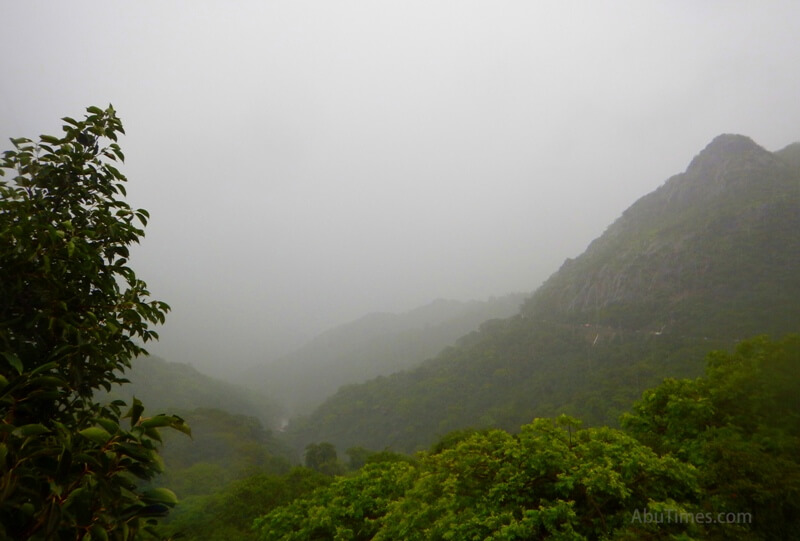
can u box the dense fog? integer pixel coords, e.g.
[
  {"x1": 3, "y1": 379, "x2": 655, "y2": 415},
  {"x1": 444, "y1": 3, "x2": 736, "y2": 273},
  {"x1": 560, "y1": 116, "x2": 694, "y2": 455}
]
[{"x1": 3, "y1": 2, "x2": 800, "y2": 377}]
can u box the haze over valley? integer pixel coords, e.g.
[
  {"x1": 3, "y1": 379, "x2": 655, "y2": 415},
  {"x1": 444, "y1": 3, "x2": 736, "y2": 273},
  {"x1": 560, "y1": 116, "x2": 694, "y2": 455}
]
[
  {"x1": 4, "y1": 2, "x2": 800, "y2": 379},
  {"x1": 3, "y1": 3, "x2": 800, "y2": 539}
]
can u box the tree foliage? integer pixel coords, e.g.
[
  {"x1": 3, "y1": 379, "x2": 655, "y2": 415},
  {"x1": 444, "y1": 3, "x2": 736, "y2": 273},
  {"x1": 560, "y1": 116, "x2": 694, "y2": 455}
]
[
  {"x1": 0, "y1": 106, "x2": 188, "y2": 539},
  {"x1": 256, "y1": 418, "x2": 700, "y2": 540},
  {"x1": 254, "y1": 461, "x2": 417, "y2": 541},
  {"x1": 290, "y1": 135, "x2": 800, "y2": 455},
  {"x1": 257, "y1": 336, "x2": 800, "y2": 540},
  {"x1": 304, "y1": 442, "x2": 344, "y2": 476},
  {"x1": 156, "y1": 408, "x2": 293, "y2": 498},
  {"x1": 623, "y1": 334, "x2": 800, "y2": 539},
  {"x1": 158, "y1": 467, "x2": 331, "y2": 541}
]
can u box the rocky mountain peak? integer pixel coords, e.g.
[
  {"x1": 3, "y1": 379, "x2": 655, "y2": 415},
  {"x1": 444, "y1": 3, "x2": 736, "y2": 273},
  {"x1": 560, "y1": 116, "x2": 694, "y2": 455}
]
[
  {"x1": 523, "y1": 133, "x2": 800, "y2": 326},
  {"x1": 685, "y1": 133, "x2": 771, "y2": 178}
]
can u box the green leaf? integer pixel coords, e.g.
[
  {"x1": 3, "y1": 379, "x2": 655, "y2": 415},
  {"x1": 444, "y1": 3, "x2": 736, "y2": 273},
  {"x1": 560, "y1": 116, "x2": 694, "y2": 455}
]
[
  {"x1": 140, "y1": 415, "x2": 176, "y2": 429},
  {"x1": 115, "y1": 442, "x2": 154, "y2": 462},
  {"x1": 144, "y1": 427, "x2": 162, "y2": 443},
  {"x1": 14, "y1": 424, "x2": 51, "y2": 437},
  {"x1": 142, "y1": 487, "x2": 179, "y2": 506},
  {"x1": 110, "y1": 143, "x2": 125, "y2": 161},
  {"x1": 40, "y1": 134, "x2": 61, "y2": 145},
  {"x1": 125, "y1": 397, "x2": 145, "y2": 427},
  {"x1": 63, "y1": 486, "x2": 88, "y2": 509},
  {"x1": 27, "y1": 376, "x2": 66, "y2": 389},
  {"x1": 95, "y1": 417, "x2": 119, "y2": 435},
  {"x1": 89, "y1": 524, "x2": 109, "y2": 541},
  {"x1": 30, "y1": 361, "x2": 58, "y2": 376},
  {"x1": 79, "y1": 426, "x2": 113, "y2": 445},
  {"x1": 1, "y1": 352, "x2": 23, "y2": 374},
  {"x1": 86, "y1": 106, "x2": 104, "y2": 115},
  {"x1": 170, "y1": 417, "x2": 192, "y2": 437}
]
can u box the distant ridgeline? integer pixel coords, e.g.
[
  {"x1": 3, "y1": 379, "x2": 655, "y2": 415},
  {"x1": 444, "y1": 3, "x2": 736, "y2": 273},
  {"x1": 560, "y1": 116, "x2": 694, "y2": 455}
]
[
  {"x1": 240, "y1": 294, "x2": 527, "y2": 416},
  {"x1": 289, "y1": 134, "x2": 800, "y2": 454},
  {"x1": 98, "y1": 356, "x2": 284, "y2": 430}
]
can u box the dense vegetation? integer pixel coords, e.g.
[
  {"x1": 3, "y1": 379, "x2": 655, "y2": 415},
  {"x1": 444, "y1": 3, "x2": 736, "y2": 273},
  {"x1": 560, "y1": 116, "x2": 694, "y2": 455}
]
[
  {"x1": 0, "y1": 108, "x2": 187, "y2": 539},
  {"x1": 240, "y1": 295, "x2": 526, "y2": 416},
  {"x1": 290, "y1": 318, "x2": 727, "y2": 453},
  {"x1": 289, "y1": 135, "x2": 800, "y2": 454},
  {"x1": 151, "y1": 408, "x2": 326, "y2": 541},
  {"x1": 254, "y1": 335, "x2": 800, "y2": 540},
  {"x1": 100, "y1": 356, "x2": 283, "y2": 429},
  {"x1": 161, "y1": 467, "x2": 331, "y2": 540},
  {"x1": 151, "y1": 413, "x2": 418, "y2": 539},
  {"x1": 3, "y1": 109, "x2": 796, "y2": 540},
  {"x1": 151, "y1": 134, "x2": 799, "y2": 540},
  {"x1": 156, "y1": 408, "x2": 293, "y2": 496}
]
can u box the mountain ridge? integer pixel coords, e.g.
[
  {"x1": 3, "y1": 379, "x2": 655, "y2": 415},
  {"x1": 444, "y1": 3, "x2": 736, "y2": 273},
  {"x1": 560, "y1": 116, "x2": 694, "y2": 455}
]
[
  {"x1": 98, "y1": 356, "x2": 284, "y2": 429},
  {"x1": 240, "y1": 294, "x2": 527, "y2": 415},
  {"x1": 289, "y1": 133, "x2": 800, "y2": 453},
  {"x1": 524, "y1": 133, "x2": 800, "y2": 333}
]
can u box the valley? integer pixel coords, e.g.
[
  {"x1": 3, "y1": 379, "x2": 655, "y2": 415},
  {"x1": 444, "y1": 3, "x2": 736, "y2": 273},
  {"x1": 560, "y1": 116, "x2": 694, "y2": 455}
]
[{"x1": 110, "y1": 133, "x2": 799, "y2": 539}]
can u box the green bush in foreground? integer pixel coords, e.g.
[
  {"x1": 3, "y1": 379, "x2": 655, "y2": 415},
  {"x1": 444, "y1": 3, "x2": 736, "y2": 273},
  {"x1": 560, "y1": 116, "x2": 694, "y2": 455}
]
[
  {"x1": 255, "y1": 335, "x2": 800, "y2": 540},
  {"x1": 0, "y1": 107, "x2": 188, "y2": 539}
]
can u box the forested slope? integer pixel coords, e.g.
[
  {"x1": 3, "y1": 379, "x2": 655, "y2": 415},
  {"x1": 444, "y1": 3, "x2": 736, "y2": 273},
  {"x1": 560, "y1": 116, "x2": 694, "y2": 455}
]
[
  {"x1": 289, "y1": 134, "x2": 800, "y2": 453},
  {"x1": 242, "y1": 294, "x2": 526, "y2": 415},
  {"x1": 257, "y1": 335, "x2": 800, "y2": 540},
  {"x1": 99, "y1": 356, "x2": 283, "y2": 429}
]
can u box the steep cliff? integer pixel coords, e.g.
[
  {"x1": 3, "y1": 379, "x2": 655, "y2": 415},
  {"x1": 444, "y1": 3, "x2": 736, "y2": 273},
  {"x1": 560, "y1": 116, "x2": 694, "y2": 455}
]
[
  {"x1": 524, "y1": 134, "x2": 800, "y2": 337},
  {"x1": 290, "y1": 135, "x2": 800, "y2": 453}
]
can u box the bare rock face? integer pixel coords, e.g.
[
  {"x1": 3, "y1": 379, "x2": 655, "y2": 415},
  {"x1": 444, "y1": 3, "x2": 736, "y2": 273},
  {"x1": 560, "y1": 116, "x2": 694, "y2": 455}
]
[
  {"x1": 686, "y1": 134, "x2": 768, "y2": 174},
  {"x1": 523, "y1": 134, "x2": 800, "y2": 332}
]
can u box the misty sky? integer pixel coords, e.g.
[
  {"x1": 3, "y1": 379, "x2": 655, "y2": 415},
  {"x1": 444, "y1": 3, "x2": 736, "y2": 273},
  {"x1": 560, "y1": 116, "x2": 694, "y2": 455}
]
[{"x1": 3, "y1": 2, "x2": 800, "y2": 378}]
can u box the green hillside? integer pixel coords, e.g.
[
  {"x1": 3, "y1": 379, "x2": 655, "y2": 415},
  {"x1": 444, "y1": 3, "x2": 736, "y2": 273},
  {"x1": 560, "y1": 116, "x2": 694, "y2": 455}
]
[
  {"x1": 527, "y1": 134, "x2": 800, "y2": 336},
  {"x1": 288, "y1": 134, "x2": 800, "y2": 454},
  {"x1": 256, "y1": 335, "x2": 800, "y2": 540},
  {"x1": 241, "y1": 294, "x2": 526, "y2": 415},
  {"x1": 150, "y1": 408, "x2": 317, "y2": 541},
  {"x1": 98, "y1": 355, "x2": 283, "y2": 429}
]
